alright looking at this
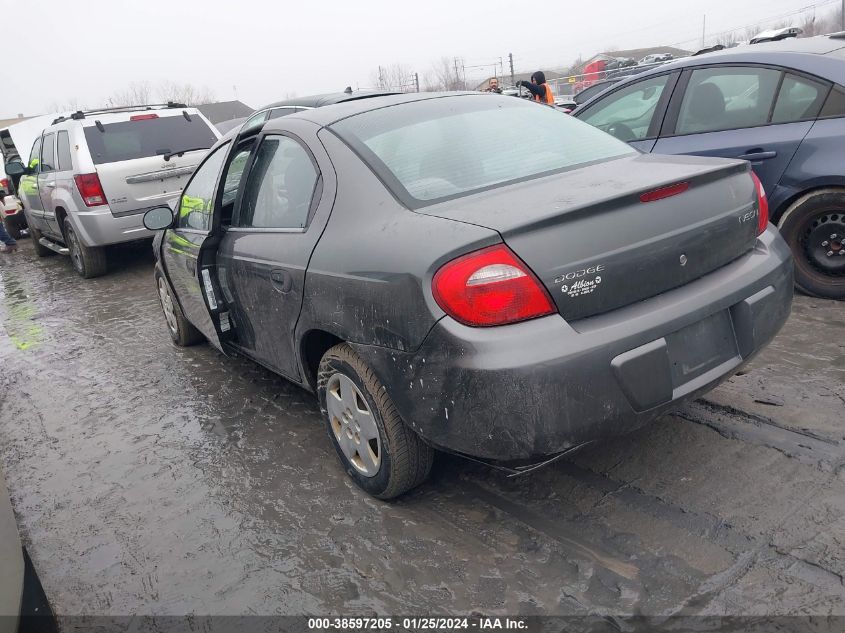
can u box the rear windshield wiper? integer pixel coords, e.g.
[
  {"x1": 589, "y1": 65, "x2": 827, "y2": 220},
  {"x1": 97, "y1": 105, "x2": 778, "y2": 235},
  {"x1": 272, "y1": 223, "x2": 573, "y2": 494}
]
[{"x1": 162, "y1": 147, "x2": 210, "y2": 161}]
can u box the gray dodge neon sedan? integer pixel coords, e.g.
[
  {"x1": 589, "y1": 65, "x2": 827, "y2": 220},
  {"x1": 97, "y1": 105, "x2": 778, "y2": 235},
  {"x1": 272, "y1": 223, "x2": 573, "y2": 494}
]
[{"x1": 144, "y1": 92, "x2": 793, "y2": 498}]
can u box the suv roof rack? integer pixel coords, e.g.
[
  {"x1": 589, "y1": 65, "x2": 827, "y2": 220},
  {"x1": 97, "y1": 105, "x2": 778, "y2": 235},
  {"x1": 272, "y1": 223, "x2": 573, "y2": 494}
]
[
  {"x1": 51, "y1": 102, "x2": 189, "y2": 125},
  {"x1": 830, "y1": 31, "x2": 845, "y2": 40}
]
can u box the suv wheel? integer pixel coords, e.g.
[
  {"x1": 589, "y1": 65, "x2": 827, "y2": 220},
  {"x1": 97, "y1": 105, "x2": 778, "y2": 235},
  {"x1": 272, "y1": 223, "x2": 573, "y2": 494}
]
[
  {"x1": 155, "y1": 268, "x2": 204, "y2": 346},
  {"x1": 779, "y1": 189, "x2": 845, "y2": 300},
  {"x1": 317, "y1": 343, "x2": 433, "y2": 499},
  {"x1": 64, "y1": 217, "x2": 107, "y2": 278},
  {"x1": 27, "y1": 225, "x2": 54, "y2": 258}
]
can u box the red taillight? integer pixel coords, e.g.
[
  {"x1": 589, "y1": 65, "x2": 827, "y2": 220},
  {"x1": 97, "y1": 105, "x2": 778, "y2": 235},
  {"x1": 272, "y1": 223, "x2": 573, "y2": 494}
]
[
  {"x1": 130, "y1": 113, "x2": 159, "y2": 121},
  {"x1": 750, "y1": 171, "x2": 769, "y2": 235},
  {"x1": 432, "y1": 244, "x2": 555, "y2": 327},
  {"x1": 74, "y1": 173, "x2": 107, "y2": 207},
  {"x1": 639, "y1": 182, "x2": 689, "y2": 203}
]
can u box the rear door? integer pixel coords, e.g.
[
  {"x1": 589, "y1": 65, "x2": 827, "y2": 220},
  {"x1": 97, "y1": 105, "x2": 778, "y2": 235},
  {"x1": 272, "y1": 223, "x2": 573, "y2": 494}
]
[
  {"x1": 161, "y1": 142, "x2": 231, "y2": 352},
  {"x1": 653, "y1": 65, "x2": 828, "y2": 193},
  {"x1": 575, "y1": 72, "x2": 679, "y2": 152},
  {"x1": 83, "y1": 112, "x2": 219, "y2": 217},
  {"x1": 217, "y1": 126, "x2": 332, "y2": 380},
  {"x1": 44, "y1": 130, "x2": 74, "y2": 235},
  {"x1": 36, "y1": 133, "x2": 59, "y2": 237}
]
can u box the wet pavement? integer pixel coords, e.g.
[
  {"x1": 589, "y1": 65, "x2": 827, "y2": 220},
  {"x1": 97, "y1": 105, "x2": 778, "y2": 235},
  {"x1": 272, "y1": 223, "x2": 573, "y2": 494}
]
[{"x1": 0, "y1": 237, "x2": 843, "y2": 617}]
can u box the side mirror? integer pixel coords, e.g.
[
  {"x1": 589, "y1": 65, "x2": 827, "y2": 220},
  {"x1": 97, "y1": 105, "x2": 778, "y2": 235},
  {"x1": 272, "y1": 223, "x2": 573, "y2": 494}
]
[
  {"x1": 4, "y1": 159, "x2": 25, "y2": 176},
  {"x1": 143, "y1": 205, "x2": 175, "y2": 231}
]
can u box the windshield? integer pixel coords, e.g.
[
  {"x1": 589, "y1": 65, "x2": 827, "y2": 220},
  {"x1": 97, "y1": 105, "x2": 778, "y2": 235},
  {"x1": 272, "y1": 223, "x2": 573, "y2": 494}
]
[
  {"x1": 83, "y1": 115, "x2": 217, "y2": 165},
  {"x1": 331, "y1": 94, "x2": 635, "y2": 206}
]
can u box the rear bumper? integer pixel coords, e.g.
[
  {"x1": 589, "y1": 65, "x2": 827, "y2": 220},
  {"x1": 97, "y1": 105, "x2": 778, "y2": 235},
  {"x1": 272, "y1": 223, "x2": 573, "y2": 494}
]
[
  {"x1": 71, "y1": 206, "x2": 154, "y2": 247},
  {"x1": 352, "y1": 228, "x2": 794, "y2": 460}
]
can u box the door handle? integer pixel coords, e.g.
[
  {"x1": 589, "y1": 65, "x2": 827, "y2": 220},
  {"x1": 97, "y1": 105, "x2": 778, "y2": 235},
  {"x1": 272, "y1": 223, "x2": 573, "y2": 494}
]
[
  {"x1": 43, "y1": 182, "x2": 56, "y2": 189},
  {"x1": 737, "y1": 150, "x2": 777, "y2": 161},
  {"x1": 269, "y1": 268, "x2": 293, "y2": 293}
]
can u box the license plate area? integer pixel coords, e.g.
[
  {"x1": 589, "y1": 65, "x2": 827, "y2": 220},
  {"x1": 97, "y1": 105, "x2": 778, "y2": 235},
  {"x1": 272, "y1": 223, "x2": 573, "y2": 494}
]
[{"x1": 665, "y1": 310, "x2": 739, "y2": 389}]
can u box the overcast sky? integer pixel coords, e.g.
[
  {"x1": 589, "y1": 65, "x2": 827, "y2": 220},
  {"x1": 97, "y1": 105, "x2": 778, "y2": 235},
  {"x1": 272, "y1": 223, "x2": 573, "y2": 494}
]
[{"x1": 2, "y1": 0, "x2": 838, "y2": 118}]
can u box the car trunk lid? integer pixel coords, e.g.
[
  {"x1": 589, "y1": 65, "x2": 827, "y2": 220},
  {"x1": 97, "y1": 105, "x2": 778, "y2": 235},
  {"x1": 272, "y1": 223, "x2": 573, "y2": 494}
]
[{"x1": 421, "y1": 153, "x2": 760, "y2": 322}]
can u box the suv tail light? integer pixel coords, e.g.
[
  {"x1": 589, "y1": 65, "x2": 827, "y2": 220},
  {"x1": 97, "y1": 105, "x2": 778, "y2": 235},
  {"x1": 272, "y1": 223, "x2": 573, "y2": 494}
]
[
  {"x1": 432, "y1": 244, "x2": 555, "y2": 327},
  {"x1": 130, "y1": 113, "x2": 159, "y2": 121},
  {"x1": 751, "y1": 171, "x2": 769, "y2": 235},
  {"x1": 74, "y1": 173, "x2": 107, "y2": 207}
]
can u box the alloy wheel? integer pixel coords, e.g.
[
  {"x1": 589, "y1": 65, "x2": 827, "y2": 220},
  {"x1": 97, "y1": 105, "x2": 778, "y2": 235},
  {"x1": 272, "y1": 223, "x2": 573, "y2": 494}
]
[
  {"x1": 326, "y1": 373, "x2": 381, "y2": 477},
  {"x1": 157, "y1": 278, "x2": 179, "y2": 336},
  {"x1": 66, "y1": 225, "x2": 84, "y2": 274}
]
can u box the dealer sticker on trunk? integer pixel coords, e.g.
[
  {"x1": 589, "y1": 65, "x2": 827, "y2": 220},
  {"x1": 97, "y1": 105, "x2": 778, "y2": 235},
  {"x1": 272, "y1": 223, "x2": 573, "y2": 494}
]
[{"x1": 554, "y1": 264, "x2": 604, "y2": 298}]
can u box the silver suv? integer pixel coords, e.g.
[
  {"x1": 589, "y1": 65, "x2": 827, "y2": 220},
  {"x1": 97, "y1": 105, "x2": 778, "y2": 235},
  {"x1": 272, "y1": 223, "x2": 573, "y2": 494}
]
[{"x1": 6, "y1": 103, "x2": 220, "y2": 277}]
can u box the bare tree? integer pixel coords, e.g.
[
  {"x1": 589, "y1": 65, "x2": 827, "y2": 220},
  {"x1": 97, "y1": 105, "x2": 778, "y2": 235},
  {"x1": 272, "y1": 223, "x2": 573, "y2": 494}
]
[
  {"x1": 106, "y1": 81, "x2": 154, "y2": 107},
  {"x1": 156, "y1": 81, "x2": 216, "y2": 105},
  {"x1": 44, "y1": 97, "x2": 87, "y2": 113},
  {"x1": 424, "y1": 56, "x2": 466, "y2": 91},
  {"x1": 370, "y1": 63, "x2": 416, "y2": 92}
]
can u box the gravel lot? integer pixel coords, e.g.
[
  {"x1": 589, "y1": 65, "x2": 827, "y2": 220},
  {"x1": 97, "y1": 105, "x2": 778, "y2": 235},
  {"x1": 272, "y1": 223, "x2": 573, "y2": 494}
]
[{"x1": 0, "y1": 238, "x2": 843, "y2": 617}]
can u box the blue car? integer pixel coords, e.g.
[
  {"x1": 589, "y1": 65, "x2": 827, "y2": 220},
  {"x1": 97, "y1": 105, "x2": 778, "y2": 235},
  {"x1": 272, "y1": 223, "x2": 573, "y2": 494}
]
[{"x1": 573, "y1": 33, "x2": 845, "y2": 299}]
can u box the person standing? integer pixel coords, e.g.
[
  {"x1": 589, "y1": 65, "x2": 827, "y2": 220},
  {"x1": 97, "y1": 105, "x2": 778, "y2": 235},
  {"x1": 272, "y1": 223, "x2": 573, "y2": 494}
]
[
  {"x1": 485, "y1": 78, "x2": 502, "y2": 93},
  {"x1": 518, "y1": 71, "x2": 555, "y2": 104}
]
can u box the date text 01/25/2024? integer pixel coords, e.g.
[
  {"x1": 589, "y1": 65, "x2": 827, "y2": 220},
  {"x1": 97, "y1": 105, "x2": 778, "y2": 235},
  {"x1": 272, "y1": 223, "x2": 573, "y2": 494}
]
[{"x1": 307, "y1": 617, "x2": 528, "y2": 630}]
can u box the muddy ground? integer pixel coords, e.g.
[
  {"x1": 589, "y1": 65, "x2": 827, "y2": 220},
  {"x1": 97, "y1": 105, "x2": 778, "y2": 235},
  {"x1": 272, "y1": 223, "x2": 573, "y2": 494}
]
[{"x1": 0, "y1": 238, "x2": 843, "y2": 618}]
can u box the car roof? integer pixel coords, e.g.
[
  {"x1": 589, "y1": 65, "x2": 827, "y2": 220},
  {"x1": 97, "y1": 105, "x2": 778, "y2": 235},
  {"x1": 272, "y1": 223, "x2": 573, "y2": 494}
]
[
  {"x1": 626, "y1": 34, "x2": 845, "y2": 83},
  {"x1": 257, "y1": 90, "x2": 399, "y2": 111},
  {"x1": 264, "y1": 92, "x2": 474, "y2": 128}
]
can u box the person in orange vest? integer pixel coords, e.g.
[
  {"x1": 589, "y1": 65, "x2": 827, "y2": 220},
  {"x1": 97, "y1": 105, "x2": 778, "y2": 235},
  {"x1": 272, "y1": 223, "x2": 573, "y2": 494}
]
[{"x1": 518, "y1": 71, "x2": 555, "y2": 104}]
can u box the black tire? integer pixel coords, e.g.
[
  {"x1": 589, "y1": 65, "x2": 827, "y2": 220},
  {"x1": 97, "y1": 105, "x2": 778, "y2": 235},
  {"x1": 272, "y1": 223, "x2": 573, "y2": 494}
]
[
  {"x1": 27, "y1": 224, "x2": 54, "y2": 258},
  {"x1": 64, "y1": 217, "x2": 107, "y2": 279},
  {"x1": 154, "y1": 267, "x2": 204, "y2": 346},
  {"x1": 778, "y1": 189, "x2": 845, "y2": 300},
  {"x1": 318, "y1": 343, "x2": 433, "y2": 499}
]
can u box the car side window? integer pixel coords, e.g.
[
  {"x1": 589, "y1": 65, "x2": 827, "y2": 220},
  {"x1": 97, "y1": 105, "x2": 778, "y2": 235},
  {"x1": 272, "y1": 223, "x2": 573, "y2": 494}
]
[
  {"x1": 675, "y1": 66, "x2": 780, "y2": 135},
  {"x1": 237, "y1": 135, "x2": 319, "y2": 230},
  {"x1": 40, "y1": 133, "x2": 56, "y2": 172},
  {"x1": 771, "y1": 74, "x2": 828, "y2": 124},
  {"x1": 176, "y1": 143, "x2": 228, "y2": 232},
  {"x1": 578, "y1": 74, "x2": 671, "y2": 142},
  {"x1": 819, "y1": 86, "x2": 845, "y2": 118},
  {"x1": 268, "y1": 107, "x2": 299, "y2": 120},
  {"x1": 27, "y1": 139, "x2": 40, "y2": 168},
  {"x1": 241, "y1": 111, "x2": 269, "y2": 135},
  {"x1": 56, "y1": 131, "x2": 73, "y2": 171},
  {"x1": 220, "y1": 147, "x2": 252, "y2": 208}
]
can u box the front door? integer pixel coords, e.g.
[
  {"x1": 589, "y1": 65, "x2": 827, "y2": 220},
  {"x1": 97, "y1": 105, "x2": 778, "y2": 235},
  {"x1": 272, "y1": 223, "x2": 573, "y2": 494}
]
[
  {"x1": 19, "y1": 138, "x2": 48, "y2": 231},
  {"x1": 574, "y1": 72, "x2": 679, "y2": 153},
  {"x1": 217, "y1": 131, "x2": 331, "y2": 380},
  {"x1": 653, "y1": 66, "x2": 828, "y2": 194},
  {"x1": 161, "y1": 143, "x2": 231, "y2": 352}
]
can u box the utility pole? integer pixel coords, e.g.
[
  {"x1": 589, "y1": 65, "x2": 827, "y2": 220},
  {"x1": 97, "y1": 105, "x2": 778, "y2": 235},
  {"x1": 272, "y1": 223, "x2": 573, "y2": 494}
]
[
  {"x1": 702, "y1": 14, "x2": 706, "y2": 49},
  {"x1": 378, "y1": 65, "x2": 384, "y2": 89},
  {"x1": 841, "y1": 0, "x2": 844, "y2": 31},
  {"x1": 508, "y1": 52, "x2": 515, "y2": 85},
  {"x1": 414, "y1": 72, "x2": 420, "y2": 93}
]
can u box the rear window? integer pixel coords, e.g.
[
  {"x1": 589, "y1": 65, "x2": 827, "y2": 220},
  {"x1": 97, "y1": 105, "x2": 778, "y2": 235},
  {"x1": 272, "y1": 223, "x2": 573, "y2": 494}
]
[
  {"x1": 83, "y1": 115, "x2": 217, "y2": 165},
  {"x1": 331, "y1": 95, "x2": 634, "y2": 206}
]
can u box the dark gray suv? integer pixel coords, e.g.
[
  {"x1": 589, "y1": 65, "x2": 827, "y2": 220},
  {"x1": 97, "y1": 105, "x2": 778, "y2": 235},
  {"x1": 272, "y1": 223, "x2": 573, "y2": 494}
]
[{"x1": 143, "y1": 93, "x2": 793, "y2": 498}]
